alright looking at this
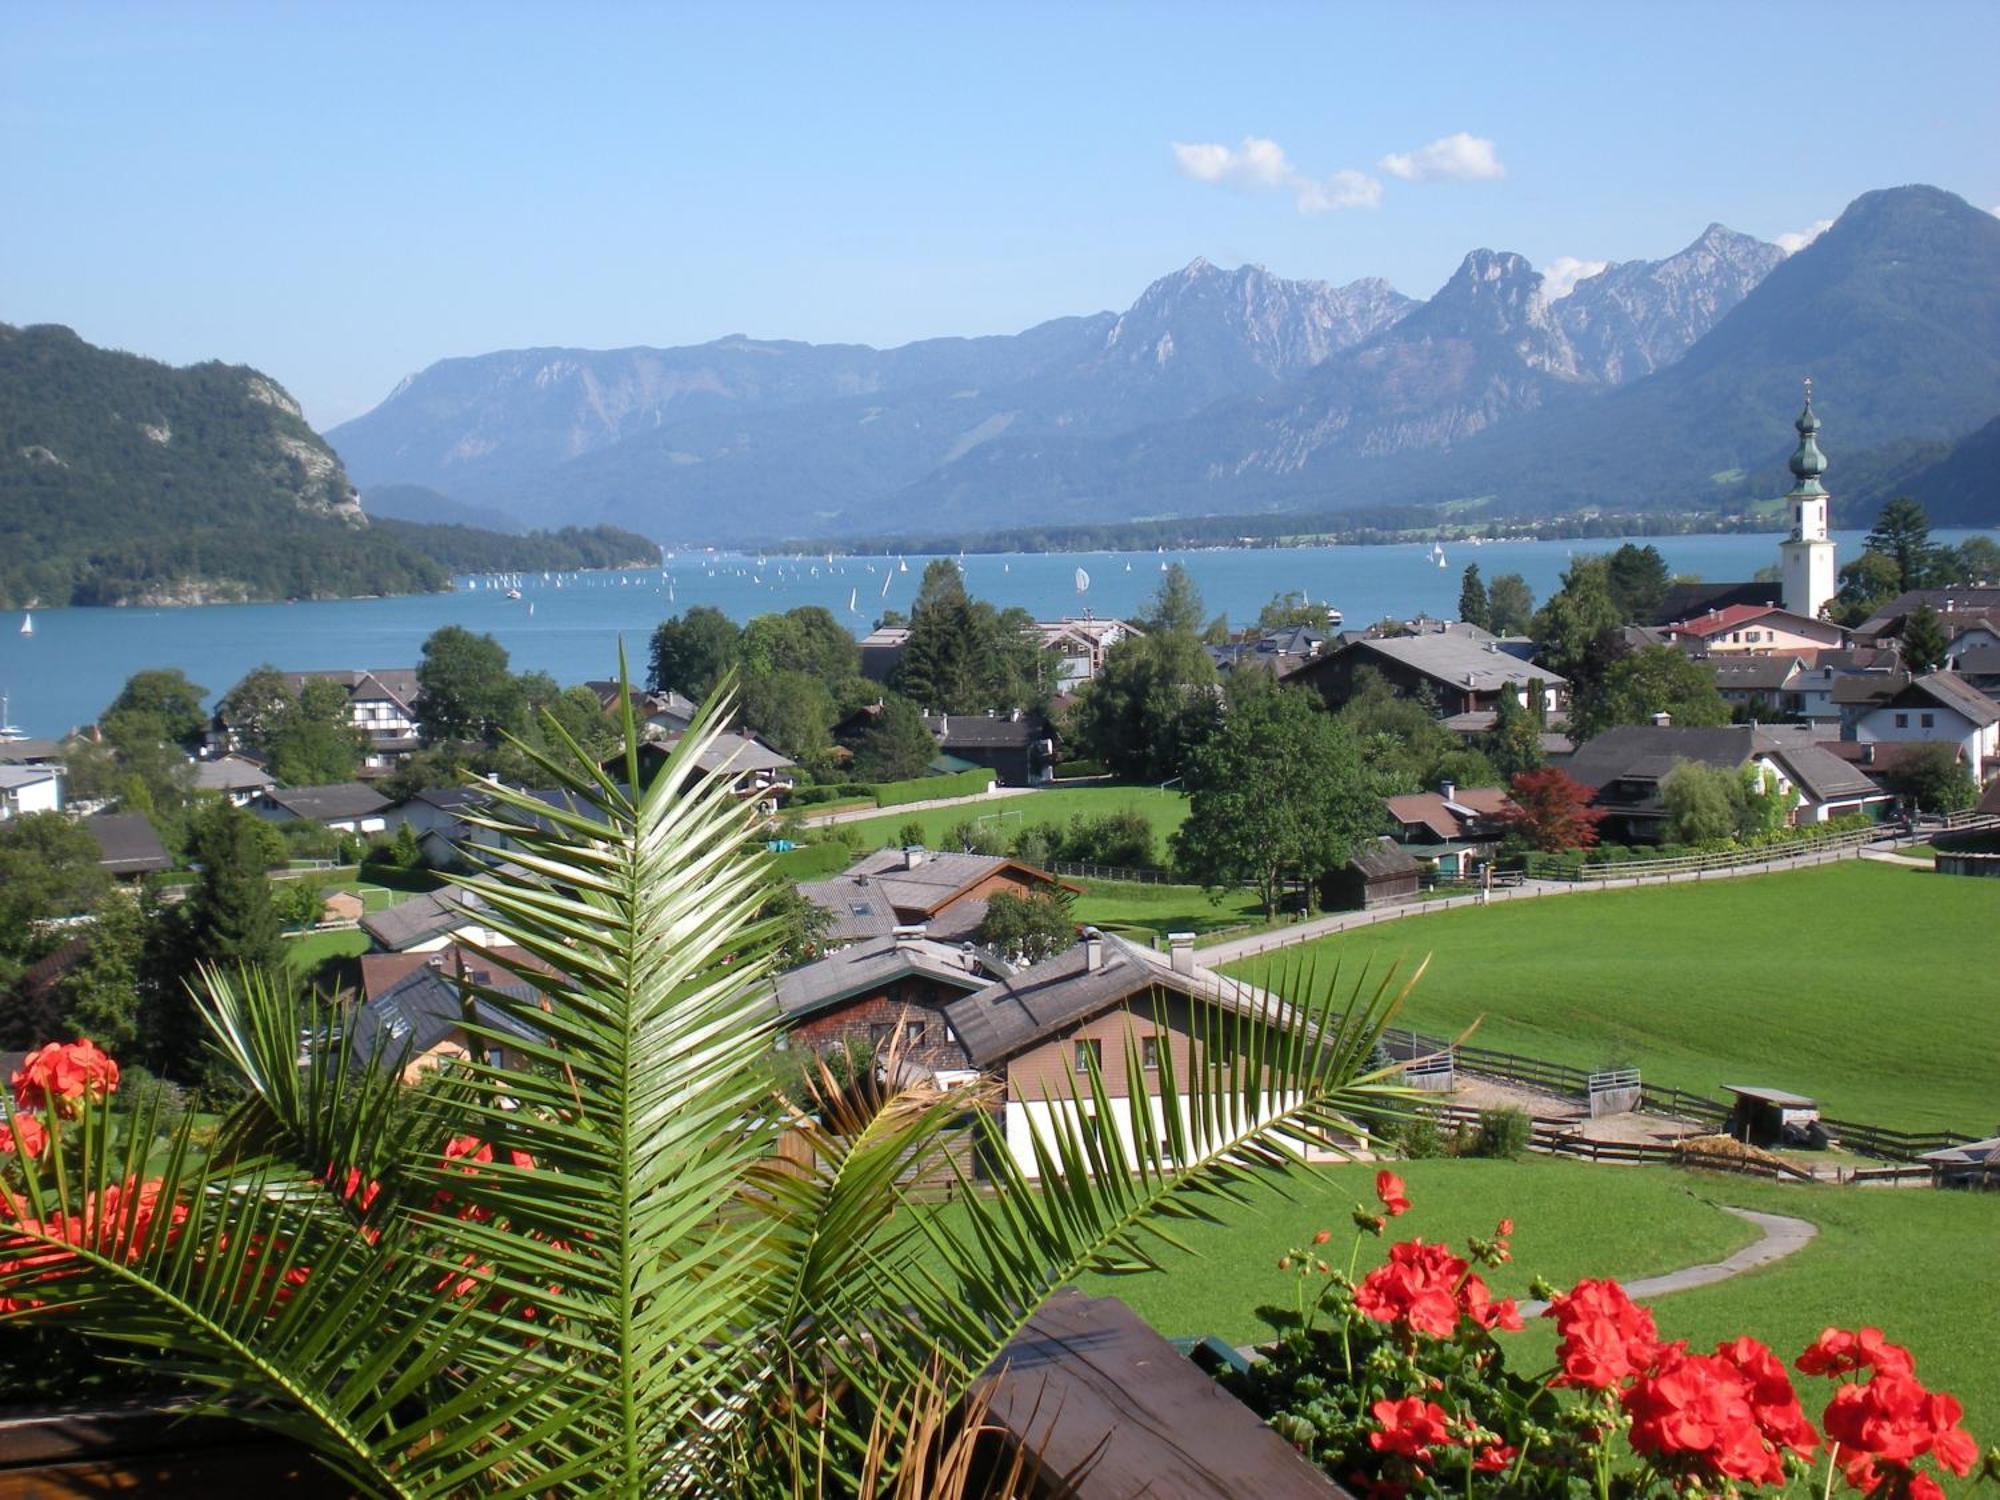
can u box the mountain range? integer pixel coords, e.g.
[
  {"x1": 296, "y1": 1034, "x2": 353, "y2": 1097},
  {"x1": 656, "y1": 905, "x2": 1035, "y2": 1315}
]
[{"x1": 330, "y1": 184, "x2": 2000, "y2": 541}]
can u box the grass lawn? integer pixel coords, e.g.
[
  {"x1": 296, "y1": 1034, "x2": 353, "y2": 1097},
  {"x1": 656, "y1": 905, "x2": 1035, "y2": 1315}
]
[
  {"x1": 1227, "y1": 862, "x2": 2000, "y2": 1132},
  {"x1": 1636, "y1": 1177, "x2": 2000, "y2": 1448},
  {"x1": 284, "y1": 927, "x2": 372, "y2": 973},
  {"x1": 1069, "y1": 879, "x2": 1262, "y2": 941},
  {"x1": 1063, "y1": 1158, "x2": 1757, "y2": 1346},
  {"x1": 834, "y1": 785, "x2": 1190, "y2": 859}
]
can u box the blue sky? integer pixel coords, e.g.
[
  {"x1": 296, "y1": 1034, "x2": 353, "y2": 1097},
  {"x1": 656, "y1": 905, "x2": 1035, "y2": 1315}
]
[{"x1": 4, "y1": 1, "x2": 1996, "y2": 429}]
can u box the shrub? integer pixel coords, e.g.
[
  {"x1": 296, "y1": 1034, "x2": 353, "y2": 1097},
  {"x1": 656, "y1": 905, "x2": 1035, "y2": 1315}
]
[
  {"x1": 894, "y1": 820, "x2": 926, "y2": 848},
  {"x1": 1391, "y1": 1109, "x2": 1449, "y2": 1159},
  {"x1": 1061, "y1": 809, "x2": 1156, "y2": 870},
  {"x1": 941, "y1": 819, "x2": 1005, "y2": 856},
  {"x1": 1009, "y1": 824, "x2": 1064, "y2": 870},
  {"x1": 1465, "y1": 1106, "x2": 1532, "y2": 1160}
]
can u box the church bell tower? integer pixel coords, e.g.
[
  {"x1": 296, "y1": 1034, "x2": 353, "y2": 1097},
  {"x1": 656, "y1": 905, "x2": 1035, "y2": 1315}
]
[{"x1": 1779, "y1": 379, "x2": 1837, "y2": 620}]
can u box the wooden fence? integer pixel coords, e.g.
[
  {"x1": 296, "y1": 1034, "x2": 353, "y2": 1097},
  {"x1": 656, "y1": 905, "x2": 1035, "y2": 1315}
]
[{"x1": 1526, "y1": 827, "x2": 1878, "y2": 884}]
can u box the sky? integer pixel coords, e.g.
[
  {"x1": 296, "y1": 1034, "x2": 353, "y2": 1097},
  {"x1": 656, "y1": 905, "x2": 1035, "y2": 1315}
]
[{"x1": 4, "y1": 1, "x2": 1998, "y2": 431}]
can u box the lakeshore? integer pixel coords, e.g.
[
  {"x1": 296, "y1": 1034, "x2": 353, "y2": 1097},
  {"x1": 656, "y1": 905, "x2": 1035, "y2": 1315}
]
[{"x1": 0, "y1": 529, "x2": 1981, "y2": 737}]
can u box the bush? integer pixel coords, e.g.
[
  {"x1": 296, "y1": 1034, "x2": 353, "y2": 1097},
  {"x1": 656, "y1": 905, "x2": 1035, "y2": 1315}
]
[
  {"x1": 940, "y1": 819, "x2": 1006, "y2": 856},
  {"x1": 1390, "y1": 1109, "x2": 1450, "y2": 1159},
  {"x1": 1009, "y1": 824, "x2": 1064, "y2": 870},
  {"x1": 894, "y1": 820, "x2": 926, "y2": 848},
  {"x1": 1060, "y1": 809, "x2": 1156, "y2": 870},
  {"x1": 1466, "y1": 1107, "x2": 1532, "y2": 1160},
  {"x1": 1053, "y1": 759, "x2": 1107, "y2": 779}
]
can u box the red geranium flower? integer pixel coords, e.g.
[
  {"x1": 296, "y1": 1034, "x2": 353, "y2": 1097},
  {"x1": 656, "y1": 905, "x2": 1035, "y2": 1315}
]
[
  {"x1": 0, "y1": 1114, "x2": 47, "y2": 1159},
  {"x1": 10, "y1": 1040, "x2": 120, "y2": 1119},
  {"x1": 1368, "y1": 1397, "x2": 1452, "y2": 1462},
  {"x1": 1796, "y1": 1326, "x2": 1916, "y2": 1380},
  {"x1": 1544, "y1": 1278, "x2": 1661, "y2": 1390},
  {"x1": 1355, "y1": 1240, "x2": 1466, "y2": 1338},
  {"x1": 1624, "y1": 1342, "x2": 1812, "y2": 1488},
  {"x1": 1374, "y1": 1170, "x2": 1411, "y2": 1218}
]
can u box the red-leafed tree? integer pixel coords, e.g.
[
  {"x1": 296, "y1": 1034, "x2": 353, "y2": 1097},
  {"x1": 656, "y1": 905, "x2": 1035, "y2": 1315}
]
[{"x1": 1497, "y1": 768, "x2": 1606, "y2": 852}]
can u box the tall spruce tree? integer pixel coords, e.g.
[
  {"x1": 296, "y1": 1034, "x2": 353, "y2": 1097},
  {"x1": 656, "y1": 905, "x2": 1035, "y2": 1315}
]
[{"x1": 1457, "y1": 564, "x2": 1491, "y2": 631}]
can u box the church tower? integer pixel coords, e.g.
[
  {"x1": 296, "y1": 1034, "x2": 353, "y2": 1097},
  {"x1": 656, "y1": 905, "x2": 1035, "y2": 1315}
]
[{"x1": 1779, "y1": 379, "x2": 1837, "y2": 619}]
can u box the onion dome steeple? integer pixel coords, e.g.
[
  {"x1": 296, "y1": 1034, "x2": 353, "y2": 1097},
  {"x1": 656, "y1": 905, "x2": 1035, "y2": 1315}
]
[{"x1": 1787, "y1": 376, "x2": 1828, "y2": 497}]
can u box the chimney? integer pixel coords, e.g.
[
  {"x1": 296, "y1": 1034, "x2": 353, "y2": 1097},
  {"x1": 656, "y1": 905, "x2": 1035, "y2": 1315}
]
[
  {"x1": 902, "y1": 846, "x2": 925, "y2": 870},
  {"x1": 892, "y1": 923, "x2": 926, "y2": 953},
  {"x1": 1651, "y1": 711, "x2": 1673, "y2": 728},
  {"x1": 1440, "y1": 779, "x2": 1456, "y2": 804},
  {"x1": 1168, "y1": 931, "x2": 1195, "y2": 976},
  {"x1": 1083, "y1": 927, "x2": 1104, "y2": 972}
]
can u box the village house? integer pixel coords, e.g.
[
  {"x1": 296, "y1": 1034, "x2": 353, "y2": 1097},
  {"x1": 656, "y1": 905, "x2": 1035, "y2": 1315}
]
[
  {"x1": 768, "y1": 929, "x2": 1002, "y2": 1088},
  {"x1": 1951, "y1": 643, "x2": 2000, "y2": 696},
  {"x1": 360, "y1": 884, "x2": 508, "y2": 953},
  {"x1": 798, "y1": 847, "x2": 1074, "y2": 947},
  {"x1": 250, "y1": 781, "x2": 392, "y2": 835},
  {"x1": 584, "y1": 681, "x2": 698, "y2": 737},
  {"x1": 0, "y1": 764, "x2": 62, "y2": 821},
  {"x1": 213, "y1": 669, "x2": 423, "y2": 776},
  {"x1": 1292, "y1": 633, "x2": 1567, "y2": 718},
  {"x1": 1785, "y1": 648, "x2": 1907, "y2": 729},
  {"x1": 1708, "y1": 656, "x2": 1807, "y2": 717},
  {"x1": 1846, "y1": 671, "x2": 2000, "y2": 783},
  {"x1": 626, "y1": 730, "x2": 798, "y2": 812},
  {"x1": 922, "y1": 711, "x2": 1059, "y2": 787},
  {"x1": 1663, "y1": 604, "x2": 1847, "y2": 658},
  {"x1": 84, "y1": 813, "x2": 172, "y2": 879},
  {"x1": 857, "y1": 626, "x2": 911, "y2": 682},
  {"x1": 1384, "y1": 783, "x2": 1514, "y2": 877},
  {"x1": 1206, "y1": 623, "x2": 1327, "y2": 678},
  {"x1": 192, "y1": 754, "x2": 276, "y2": 807},
  {"x1": 346, "y1": 950, "x2": 547, "y2": 1084},
  {"x1": 1854, "y1": 588, "x2": 2000, "y2": 647},
  {"x1": 1036, "y1": 616, "x2": 1142, "y2": 689},
  {"x1": 1561, "y1": 724, "x2": 1894, "y2": 842},
  {"x1": 935, "y1": 930, "x2": 1322, "y2": 1181}
]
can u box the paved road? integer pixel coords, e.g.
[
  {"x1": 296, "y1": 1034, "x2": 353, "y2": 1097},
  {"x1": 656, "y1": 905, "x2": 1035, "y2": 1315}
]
[
  {"x1": 797, "y1": 785, "x2": 1039, "y2": 828},
  {"x1": 1201, "y1": 841, "x2": 1892, "y2": 968}
]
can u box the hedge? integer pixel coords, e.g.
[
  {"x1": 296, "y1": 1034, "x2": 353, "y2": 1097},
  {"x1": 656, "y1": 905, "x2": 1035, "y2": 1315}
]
[{"x1": 872, "y1": 767, "x2": 995, "y2": 807}]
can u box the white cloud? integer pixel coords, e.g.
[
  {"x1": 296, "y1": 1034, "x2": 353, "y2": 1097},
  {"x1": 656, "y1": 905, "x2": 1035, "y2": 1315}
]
[
  {"x1": 1378, "y1": 131, "x2": 1505, "y2": 183},
  {"x1": 1297, "y1": 169, "x2": 1384, "y2": 212},
  {"x1": 1775, "y1": 218, "x2": 1833, "y2": 255},
  {"x1": 1171, "y1": 136, "x2": 1381, "y2": 214},
  {"x1": 1540, "y1": 256, "x2": 1610, "y2": 301}
]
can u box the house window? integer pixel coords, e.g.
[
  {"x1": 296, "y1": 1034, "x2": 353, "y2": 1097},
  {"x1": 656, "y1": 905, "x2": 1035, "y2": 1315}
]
[
  {"x1": 1073, "y1": 1039, "x2": 1101, "y2": 1075},
  {"x1": 1920, "y1": 713, "x2": 1934, "y2": 729},
  {"x1": 1894, "y1": 713, "x2": 1909, "y2": 729},
  {"x1": 904, "y1": 1020, "x2": 927, "y2": 1047},
  {"x1": 1141, "y1": 1036, "x2": 1162, "y2": 1072}
]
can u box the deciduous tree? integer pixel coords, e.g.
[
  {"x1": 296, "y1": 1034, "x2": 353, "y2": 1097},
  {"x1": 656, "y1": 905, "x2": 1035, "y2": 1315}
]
[
  {"x1": 415, "y1": 626, "x2": 521, "y2": 744},
  {"x1": 1174, "y1": 680, "x2": 1375, "y2": 916},
  {"x1": 1576, "y1": 646, "x2": 1731, "y2": 738},
  {"x1": 1495, "y1": 768, "x2": 1604, "y2": 853},
  {"x1": 1880, "y1": 741, "x2": 1976, "y2": 813},
  {"x1": 852, "y1": 696, "x2": 936, "y2": 782},
  {"x1": 976, "y1": 888, "x2": 1077, "y2": 964},
  {"x1": 647, "y1": 606, "x2": 741, "y2": 700},
  {"x1": 104, "y1": 669, "x2": 209, "y2": 751},
  {"x1": 1486, "y1": 573, "x2": 1535, "y2": 636}
]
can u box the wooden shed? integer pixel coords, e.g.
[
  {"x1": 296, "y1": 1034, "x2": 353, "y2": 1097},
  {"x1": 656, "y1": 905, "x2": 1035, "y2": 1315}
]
[
  {"x1": 1319, "y1": 838, "x2": 1423, "y2": 913},
  {"x1": 1724, "y1": 1085, "x2": 1822, "y2": 1148}
]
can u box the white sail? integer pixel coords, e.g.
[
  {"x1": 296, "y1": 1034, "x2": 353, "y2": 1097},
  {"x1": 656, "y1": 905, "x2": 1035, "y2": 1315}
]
[
  {"x1": 1074, "y1": 567, "x2": 1090, "y2": 594},
  {"x1": 848, "y1": 587, "x2": 858, "y2": 613},
  {"x1": 19, "y1": 612, "x2": 32, "y2": 637}
]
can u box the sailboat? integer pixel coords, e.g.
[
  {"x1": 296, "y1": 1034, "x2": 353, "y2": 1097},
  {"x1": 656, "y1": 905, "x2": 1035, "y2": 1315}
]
[
  {"x1": 897, "y1": 557, "x2": 908, "y2": 573},
  {"x1": 847, "y1": 587, "x2": 858, "y2": 614},
  {"x1": 19, "y1": 612, "x2": 32, "y2": 637}
]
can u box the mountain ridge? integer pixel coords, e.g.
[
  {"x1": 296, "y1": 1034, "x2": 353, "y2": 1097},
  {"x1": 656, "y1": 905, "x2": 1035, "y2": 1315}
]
[{"x1": 327, "y1": 184, "x2": 2000, "y2": 540}]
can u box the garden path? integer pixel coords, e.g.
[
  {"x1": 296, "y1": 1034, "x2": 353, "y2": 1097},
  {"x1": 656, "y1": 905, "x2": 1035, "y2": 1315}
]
[{"x1": 1521, "y1": 1207, "x2": 1818, "y2": 1311}]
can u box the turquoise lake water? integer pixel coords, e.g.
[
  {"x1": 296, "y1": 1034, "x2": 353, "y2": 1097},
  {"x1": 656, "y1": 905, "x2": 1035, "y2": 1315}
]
[{"x1": 0, "y1": 530, "x2": 1978, "y2": 737}]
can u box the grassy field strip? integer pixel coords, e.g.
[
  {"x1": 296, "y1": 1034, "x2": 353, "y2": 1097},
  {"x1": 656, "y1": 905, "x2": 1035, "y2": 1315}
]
[
  {"x1": 1226, "y1": 862, "x2": 2000, "y2": 1131},
  {"x1": 832, "y1": 785, "x2": 1190, "y2": 854},
  {"x1": 1068, "y1": 879, "x2": 1264, "y2": 940}
]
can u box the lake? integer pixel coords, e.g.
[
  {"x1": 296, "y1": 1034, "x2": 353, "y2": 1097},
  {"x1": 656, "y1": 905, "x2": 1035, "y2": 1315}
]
[{"x1": 0, "y1": 530, "x2": 1977, "y2": 737}]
